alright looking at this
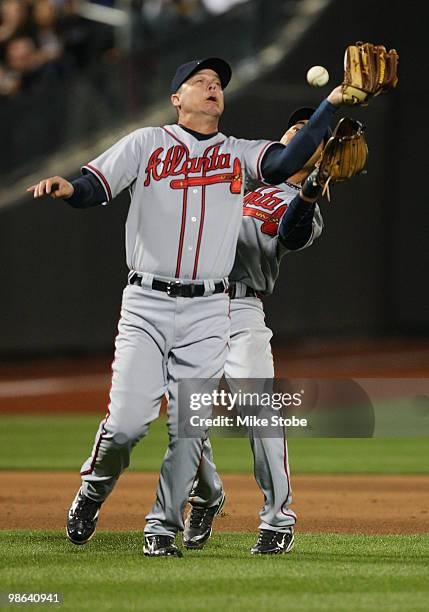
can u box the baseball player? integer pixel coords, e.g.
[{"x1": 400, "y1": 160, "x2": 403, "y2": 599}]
[
  {"x1": 28, "y1": 58, "x2": 345, "y2": 557},
  {"x1": 182, "y1": 108, "x2": 329, "y2": 555}
]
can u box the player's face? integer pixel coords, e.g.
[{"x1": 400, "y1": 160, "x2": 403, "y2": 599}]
[
  {"x1": 171, "y1": 69, "x2": 224, "y2": 119},
  {"x1": 281, "y1": 120, "x2": 324, "y2": 170},
  {"x1": 280, "y1": 120, "x2": 307, "y2": 146}
]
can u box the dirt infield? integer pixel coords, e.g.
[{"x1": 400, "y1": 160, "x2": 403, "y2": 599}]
[
  {"x1": 1, "y1": 471, "x2": 428, "y2": 535},
  {"x1": 1, "y1": 343, "x2": 428, "y2": 537}
]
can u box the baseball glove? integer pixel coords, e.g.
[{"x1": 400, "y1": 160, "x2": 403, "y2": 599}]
[
  {"x1": 316, "y1": 116, "x2": 368, "y2": 201},
  {"x1": 342, "y1": 41, "x2": 399, "y2": 105}
]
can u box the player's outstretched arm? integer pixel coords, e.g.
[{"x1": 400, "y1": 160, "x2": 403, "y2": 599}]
[
  {"x1": 27, "y1": 176, "x2": 74, "y2": 199},
  {"x1": 261, "y1": 88, "x2": 343, "y2": 185}
]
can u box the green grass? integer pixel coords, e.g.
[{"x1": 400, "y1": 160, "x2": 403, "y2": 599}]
[
  {"x1": 0, "y1": 415, "x2": 428, "y2": 473},
  {"x1": 0, "y1": 532, "x2": 428, "y2": 611}
]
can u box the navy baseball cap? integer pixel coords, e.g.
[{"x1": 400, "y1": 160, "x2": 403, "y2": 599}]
[
  {"x1": 287, "y1": 106, "x2": 332, "y2": 143},
  {"x1": 287, "y1": 107, "x2": 316, "y2": 129},
  {"x1": 170, "y1": 57, "x2": 232, "y2": 94}
]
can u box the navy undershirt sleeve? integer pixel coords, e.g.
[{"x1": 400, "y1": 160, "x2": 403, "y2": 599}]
[
  {"x1": 278, "y1": 194, "x2": 316, "y2": 250},
  {"x1": 261, "y1": 99, "x2": 337, "y2": 184},
  {"x1": 64, "y1": 174, "x2": 106, "y2": 208}
]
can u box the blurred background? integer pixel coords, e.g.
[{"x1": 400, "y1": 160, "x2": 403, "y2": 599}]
[{"x1": 0, "y1": 0, "x2": 428, "y2": 380}]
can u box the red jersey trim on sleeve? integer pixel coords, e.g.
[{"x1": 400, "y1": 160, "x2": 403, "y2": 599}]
[{"x1": 82, "y1": 164, "x2": 112, "y2": 202}]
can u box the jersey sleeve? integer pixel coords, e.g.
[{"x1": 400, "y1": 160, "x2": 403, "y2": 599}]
[
  {"x1": 238, "y1": 139, "x2": 280, "y2": 182},
  {"x1": 81, "y1": 129, "x2": 145, "y2": 203}
]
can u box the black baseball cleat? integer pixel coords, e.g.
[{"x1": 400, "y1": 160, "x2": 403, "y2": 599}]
[
  {"x1": 144, "y1": 535, "x2": 183, "y2": 557},
  {"x1": 66, "y1": 488, "x2": 102, "y2": 545},
  {"x1": 183, "y1": 493, "x2": 226, "y2": 550},
  {"x1": 251, "y1": 528, "x2": 295, "y2": 555}
]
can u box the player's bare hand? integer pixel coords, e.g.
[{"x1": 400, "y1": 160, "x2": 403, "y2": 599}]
[
  {"x1": 326, "y1": 85, "x2": 344, "y2": 107},
  {"x1": 27, "y1": 176, "x2": 74, "y2": 199}
]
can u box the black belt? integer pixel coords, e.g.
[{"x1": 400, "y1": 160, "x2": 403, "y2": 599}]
[
  {"x1": 129, "y1": 273, "x2": 226, "y2": 298},
  {"x1": 228, "y1": 283, "x2": 257, "y2": 299}
]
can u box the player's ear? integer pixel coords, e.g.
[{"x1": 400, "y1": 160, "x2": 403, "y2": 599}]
[{"x1": 171, "y1": 93, "x2": 180, "y2": 110}]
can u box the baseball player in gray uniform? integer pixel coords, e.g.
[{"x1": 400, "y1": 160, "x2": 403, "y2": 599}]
[
  {"x1": 182, "y1": 108, "x2": 328, "y2": 555},
  {"x1": 28, "y1": 57, "x2": 345, "y2": 557}
]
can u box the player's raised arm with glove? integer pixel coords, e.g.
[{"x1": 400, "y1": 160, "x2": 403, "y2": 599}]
[
  {"x1": 275, "y1": 109, "x2": 326, "y2": 252},
  {"x1": 278, "y1": 112, "x2": 369, "y2": 251},
  {"x1": 259, "y1": 85, "x2": 344, "y2": 185},
  {"x1": 260, "y1": 40, "x2": 398, "y2": 184}
]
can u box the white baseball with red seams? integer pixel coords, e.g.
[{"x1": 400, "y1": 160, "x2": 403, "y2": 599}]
[{"x1": 307, "y1": 65, "x2": 329, "y2": 87}]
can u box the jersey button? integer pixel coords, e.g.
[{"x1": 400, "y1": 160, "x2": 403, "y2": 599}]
[
  {"x1": 191, "y1": 216, "x2": 197, "y2": 222},
  {"x1": 192, "y1": 189, "x2": 198, "y2": 194},
  {"x1": 188, "y1": 245, "x2": 193, "y2": 251}
]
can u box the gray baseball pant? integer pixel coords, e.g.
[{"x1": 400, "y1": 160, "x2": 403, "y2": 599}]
[
  {"x1": 190, "y1": 296, "x2": 296, "y2": 531},
  {"x1": 80, "y1": 281, "x2": 229, "y2": 536}
]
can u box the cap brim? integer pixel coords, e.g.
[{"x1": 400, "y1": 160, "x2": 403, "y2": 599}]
[
  {"x1": 287, "y1": 106, "x2": 332, "y2": 144},
  {"x1": 287, "y1": 107, "x2": 316, "y2": 129}
]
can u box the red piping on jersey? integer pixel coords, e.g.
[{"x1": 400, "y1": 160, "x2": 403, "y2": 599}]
[
  {"x1": 162, "y1": 128, "x2": 190, "y2": 278},
  {"x1": 175, "y1": 187, "x2": 188, "y2": 278},
  {"x1": 256, "y1": 141, "x2": 276, "y2": 182},
  {"x1": 84, "y1": 164, "x2": 112, "y2": 202},
  {"x1": 162, "y1": 127, "x2": 190, "y2": 155},
  {"x1": 192, "y1": 185, "x2": 205, "y2": 279},
  {"x1": 163, "y1": 126, "x2": 225, "y2": 152},
  {"x1": 163, "y1": 130, "x2": 231, "y2": 279},
  {"x1": 192, "y1": 141, "x2": 225, "y2": 280}
]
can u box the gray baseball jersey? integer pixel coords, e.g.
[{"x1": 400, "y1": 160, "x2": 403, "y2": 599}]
[
  {"x1": 78, "y1": 124, "x2": 282, "y2": 538},
  {"x1": 191, "y1": 184, "x2": 323, "y2": 532},
  {"x1": 231, "y1": 182, "x2": 323, "y2": 294},
  {"x1": 82, "y1": 124, "x2": 277, "y2": 281}
]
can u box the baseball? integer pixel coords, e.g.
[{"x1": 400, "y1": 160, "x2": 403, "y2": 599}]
[{"x1": 306, "y1": 65, "x2": 329, "y2": 87}]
